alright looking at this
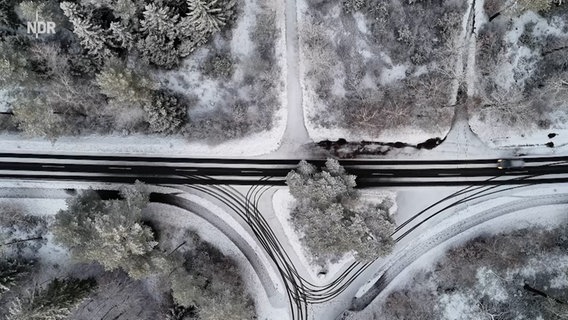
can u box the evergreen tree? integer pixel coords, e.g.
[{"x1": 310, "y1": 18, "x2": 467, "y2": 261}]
[
  {"x1": 136, "y1": 3, "x2": 180, "y2": 68},
  {"x1": 60, "y1": 2, "x2": 114, "y2": 61},
  {"x1": 109, "y1": 21, "x2": 134, "y2": 50},
  {"x1": 186, "y1": 0, "x2": 227, "y2": 34},
  {"x1": 6, "y1": 278, "x2": 96, "y2": 320},
  {"x1": 143, "y1": 90, "x2": 188, "y2": 134},
  {"x1": 53, "y1": 182, "x2": 169, "y2": 279}
]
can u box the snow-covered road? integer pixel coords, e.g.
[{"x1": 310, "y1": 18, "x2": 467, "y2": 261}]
[{"x1": 274, "y1": 0, "x2": 311, "y2": 155}]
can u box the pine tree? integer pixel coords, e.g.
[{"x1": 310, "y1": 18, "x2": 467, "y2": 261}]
[
  {"x1": 60, "y1": 2, "x2": 113, "y2": 60},
  {"x1": 186, "y1": 0, "x2": 227, "y2": 34},
  {"x1": 139, "y1": 4, "x2": 179, "y2": 38},
  {"x1": 6, "y1": 278, "x2": 96, "y2": 320},
  {"x1": 136, "y1": 4, "x2": 180, "y2": 68},
  {"x1": 109, "y1": 21, "x2": 134, "y2": 49},
  {"x1": 143, "y1": 90, "x2": 187, "y2": 134},
  {"x1": 53, "y1": 182, "x2": 169, "y2": 279}
]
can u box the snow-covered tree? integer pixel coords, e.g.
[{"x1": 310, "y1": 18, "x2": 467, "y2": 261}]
[
  {"x1": 286, "y1": 159, "x2": 395, "y2": 262},
  {"x1": 0, "y1": 0, "x2": 16, "y2": 26},
  {"x1": 12, "y1": 95, "x2": 66, "y2": 140},
  {"x1": 6, "y1": 278, "x2": 96, "y2": 320},
  {"x1": 0, "y1": 259, "x2": 35, "y2": 298},
  {"x1": 16, "y1": 1, "x2": 52, "y2": 23},
  {"x1": 186, "y1": 0, "x2": 233, "y2": 34},
  {"x1": 139, "y1": 3, "x2": 179, "y2": 38},
  {"x1": 95, "y1": 62, "x2": 155, "y2": 107},
  {"x1": 0, "y1": 43, "x2": 29, "y2": 87},
  {"x1": 60, "y1": 2, "x2": 114, "y2": 60},
  {"x1": 143, "y1": 90, "x2": 188, "y2": 134},
  {"x1": 53, "y1": 182, "x2": 169, "y2": 279},
  {"x1": 136, "y1": 3, "x2": 180, "y2": 68},
  {"x1": 169, "y1": 241, "x2": 256, "y2": 320},
  {"x1": 109, "y1": 21, "x2": 134, "y2": 49}
]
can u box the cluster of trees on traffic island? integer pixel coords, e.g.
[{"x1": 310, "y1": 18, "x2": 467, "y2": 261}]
[
  {"x1": 348, "y1": 224, "x2": 568, "y2": 320},
  {"x1": 286, "y1": 159, "x2": 395, "y2": 264},
  {"x1": 1, "y1": 0, "x2": 279, "y2": 141},
  {"x1": 0, "y1": 182, "x2": 257, "y2": 320}
]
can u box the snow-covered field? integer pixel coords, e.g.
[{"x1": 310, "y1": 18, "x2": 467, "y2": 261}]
[{"x1": 0, "y1": 129, "x2": 284, "y2": 157}]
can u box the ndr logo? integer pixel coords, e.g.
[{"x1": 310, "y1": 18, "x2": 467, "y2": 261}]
[{"x1": 27, "y1": 11, "x2": 56, "y2": 38}]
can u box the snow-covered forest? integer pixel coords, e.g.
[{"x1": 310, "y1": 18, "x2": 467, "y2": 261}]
[
  {"x1": 349, "y1": 224, "x2": 568, "y2": 320},
  {"x1": 299, "y1": 0, "x2": 467, "y2": 144},
  {"x1": 0, "y1": 183, "x2": 256, "y2": 320},
  {"x1": 470, "y1": 0, "x2": 568, "y2": 147},
  {"x1": 0, "y1": 0, "x2": 284, "y2": 143}
]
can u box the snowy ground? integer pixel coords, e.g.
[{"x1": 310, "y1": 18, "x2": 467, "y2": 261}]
[{"x1": 0, "y1": 129, "x2": 283, "y2": 157}]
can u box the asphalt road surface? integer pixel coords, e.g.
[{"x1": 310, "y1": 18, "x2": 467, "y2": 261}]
[{"x1": 1, "y1": 152, "x2": 568, "y2": 186}]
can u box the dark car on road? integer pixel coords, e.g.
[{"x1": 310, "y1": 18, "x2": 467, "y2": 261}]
[{"x1": 497, "y1": 159, "x2": 525, "y2": 170}]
